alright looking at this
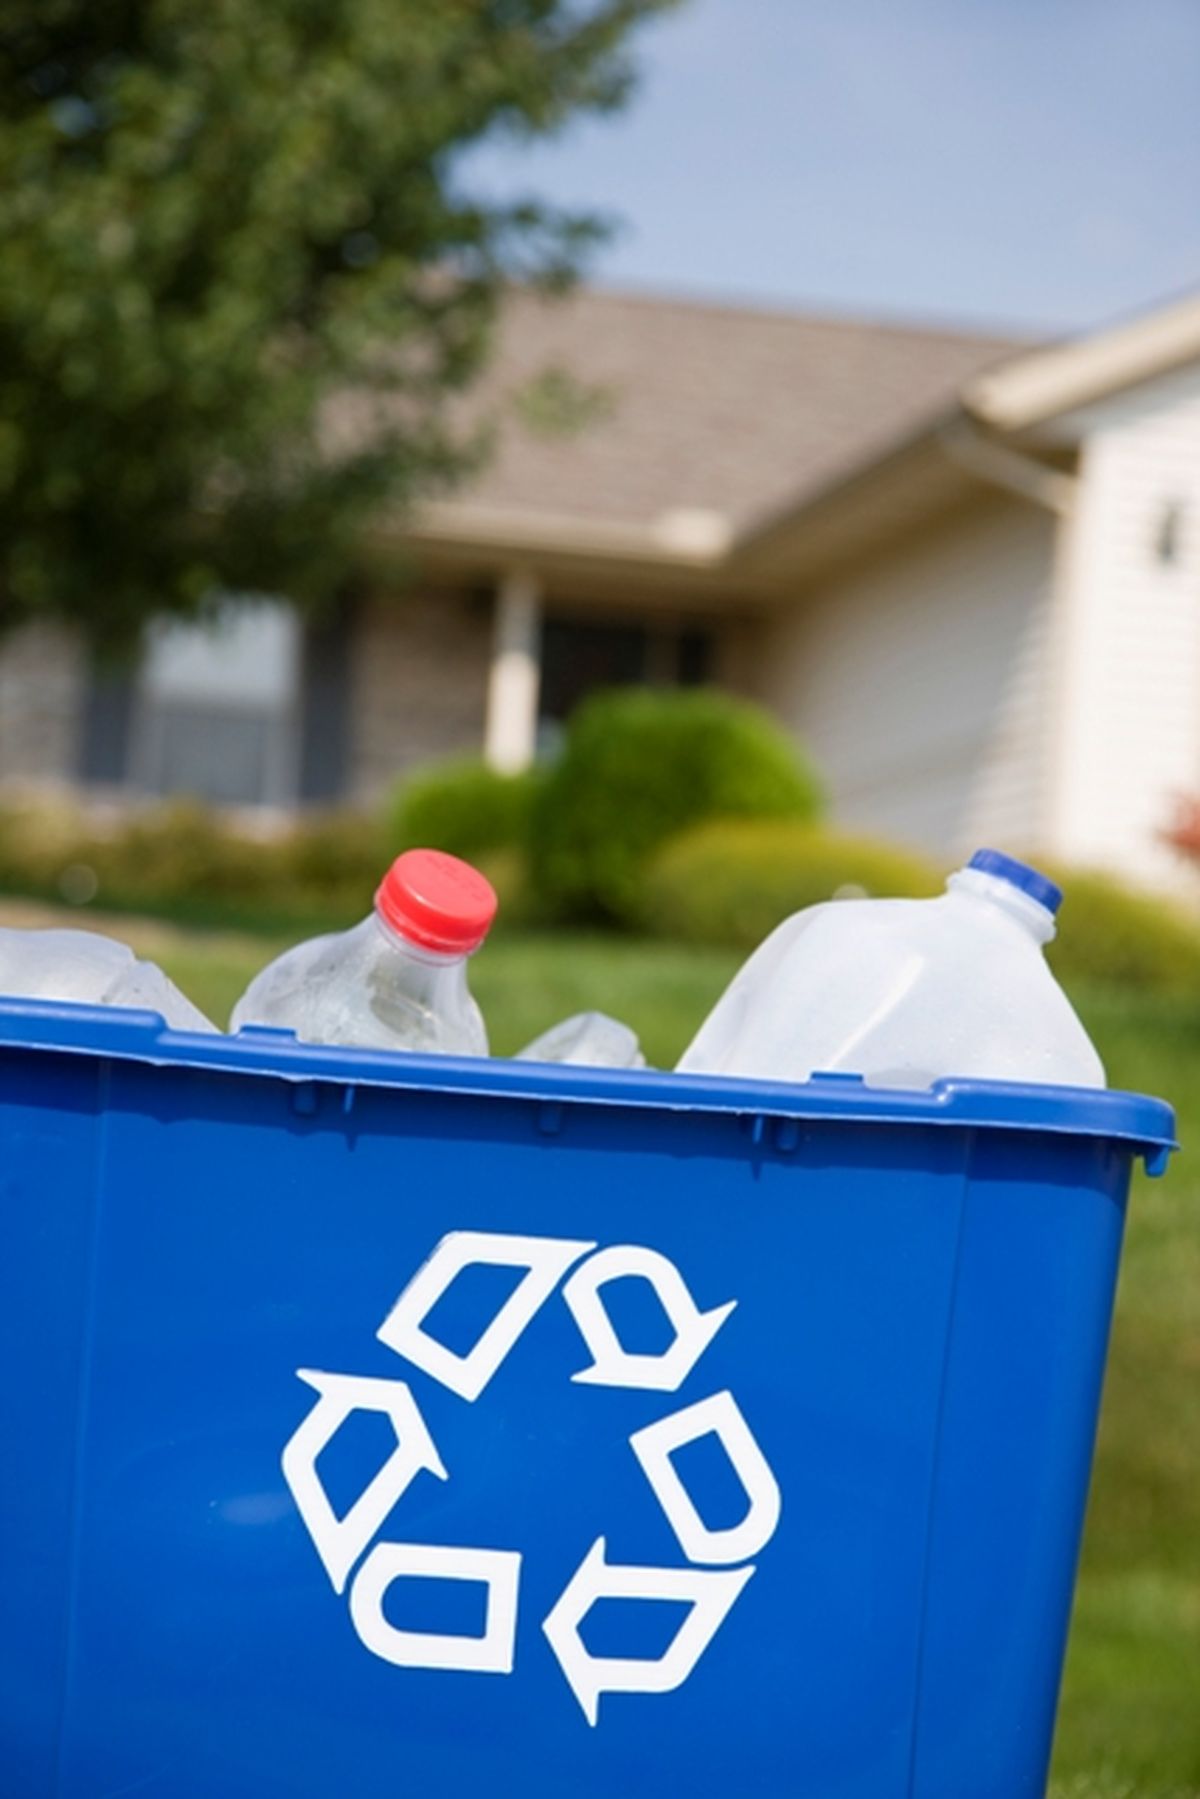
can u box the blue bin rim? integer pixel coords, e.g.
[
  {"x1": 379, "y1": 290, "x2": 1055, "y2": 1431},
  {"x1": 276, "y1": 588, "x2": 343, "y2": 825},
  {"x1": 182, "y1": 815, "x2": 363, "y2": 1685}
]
[{"x1": 0, "y1": 997, "x2": 1177, "y2": 1175}]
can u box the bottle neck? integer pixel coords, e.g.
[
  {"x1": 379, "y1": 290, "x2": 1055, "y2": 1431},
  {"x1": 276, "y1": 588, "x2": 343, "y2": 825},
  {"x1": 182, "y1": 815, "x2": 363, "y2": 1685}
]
[
  {"x1": 946, "y1": 867, "x2": 1056, "y2": 944},
  {"x1": 369, "y1": 909, "x2": 473, "y2": 998}
]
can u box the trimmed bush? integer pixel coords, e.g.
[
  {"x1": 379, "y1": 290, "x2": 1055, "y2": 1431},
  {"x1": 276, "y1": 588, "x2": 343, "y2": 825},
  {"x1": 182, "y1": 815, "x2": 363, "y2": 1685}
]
[
  {"x1": 1046, "y1": 867, "x2": 1200, "y2": 999},
  {"x1": 0, "y1": 799, "x2": 389, "y2": 934},
  {"x1": 530, "y1": 688, "x2": 824, "y2": 921},
  {"x1": 0, "y1": 797, "x2": 92, "y2": 894},
  {"x1": 643, "y1": 828, "x2": 1200, "y2": 996},
  {"x1": 388, "y1": 757, "x2": 541, "y2": 861},
  {"x1": 96, "y1": 801, "x2": 271, "y2": 908},
  {"x1": 0, "y1": 791, "x2": 544, "y2": 936},
  {"x1": 469, "y1": 846, "x2": 542, "y2": 930},
  {"x1": 641, "y1": 819, "x2": 942, "y2": 947},
  {"x1": 274, "y1": 811, "x2": 391, "y2": 915}
]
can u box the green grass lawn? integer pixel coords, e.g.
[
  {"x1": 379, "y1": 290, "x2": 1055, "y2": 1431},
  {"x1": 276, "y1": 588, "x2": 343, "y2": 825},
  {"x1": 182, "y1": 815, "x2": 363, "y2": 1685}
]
[
  {"x1": 4, "y1": 902, "x2": 1195, "y2": 1793},
  {"x1": 1048, "y1": 987, "x2": 1200, "y2": 1798}
]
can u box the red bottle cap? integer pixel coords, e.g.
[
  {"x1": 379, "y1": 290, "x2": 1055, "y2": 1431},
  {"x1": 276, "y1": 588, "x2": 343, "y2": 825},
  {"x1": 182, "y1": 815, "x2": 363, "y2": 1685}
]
[{"x1": 374, "y1": 849, "x2": 497, "y2": 954}]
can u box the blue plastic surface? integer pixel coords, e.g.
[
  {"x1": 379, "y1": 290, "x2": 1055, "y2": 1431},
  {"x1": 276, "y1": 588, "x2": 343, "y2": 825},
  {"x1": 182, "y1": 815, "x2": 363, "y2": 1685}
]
[{"x1": 0, "y1": 1000, "x2": 1175, "y2": 1799}]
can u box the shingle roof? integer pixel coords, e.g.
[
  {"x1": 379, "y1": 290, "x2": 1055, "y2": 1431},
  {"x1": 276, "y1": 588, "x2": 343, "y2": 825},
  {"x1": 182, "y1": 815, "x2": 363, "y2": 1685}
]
[{"x1": 451, "y1": 287, "x2": 1027, "y2": 535}]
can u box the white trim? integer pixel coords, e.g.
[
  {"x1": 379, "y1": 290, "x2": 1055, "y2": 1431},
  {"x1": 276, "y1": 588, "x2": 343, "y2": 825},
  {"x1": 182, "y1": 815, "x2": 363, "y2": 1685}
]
[
  {"x1": 935, "y1": 420, "x2": 1076, "y2": 515},
  {"x1": 407, "y1": 500, "x2": 731, "y2": 568},
  {"x1": 964, "y1": 293, "x2": 1200, "y2": 434}
]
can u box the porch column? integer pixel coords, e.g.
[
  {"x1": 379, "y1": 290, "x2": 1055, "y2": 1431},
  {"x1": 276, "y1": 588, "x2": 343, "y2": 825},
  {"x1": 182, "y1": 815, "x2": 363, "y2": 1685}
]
[{"x1": 484, "y1": 567, "x2": 541, "y2": 772}]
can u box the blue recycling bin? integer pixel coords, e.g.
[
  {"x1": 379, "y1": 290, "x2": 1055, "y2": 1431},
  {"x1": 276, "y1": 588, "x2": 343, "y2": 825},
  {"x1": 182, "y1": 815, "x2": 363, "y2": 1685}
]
[{"x1": 0, "y1": 999, "x2": 1175, "y2": 1799}]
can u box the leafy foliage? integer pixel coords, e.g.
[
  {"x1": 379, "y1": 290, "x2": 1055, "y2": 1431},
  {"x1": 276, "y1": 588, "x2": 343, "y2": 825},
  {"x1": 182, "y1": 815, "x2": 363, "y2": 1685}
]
[
  {"x1": 641, "y1": 825, "x2": 1200, "y2": 992},
  {"x1": 387, "y1": 755, "x2": 544, "y2": 924},
  {"x1": 0, "y1": 0, "x2": 677, "y2": 641},
  {"x1": 0, "y1": 792, "x2": 549, "y2": 933},
  {"x1": 530, "y1": 687, "x2": 825, "y2": 920},
  {"x1": 641, "y1": 819, "x2": 942, "y2": 946},
  {"x1": 388, "y1": 755, "x2": 541, "y2": 860},
  {"x1": 512, "y1": 366, "x2": 617, "y2": 436},
  {"x1": 1046, "y1": 867, "x2": 1200, "y2": 1000},
  {"x1": 0, "y1": 797, "x2": 387, "y2": 932}
]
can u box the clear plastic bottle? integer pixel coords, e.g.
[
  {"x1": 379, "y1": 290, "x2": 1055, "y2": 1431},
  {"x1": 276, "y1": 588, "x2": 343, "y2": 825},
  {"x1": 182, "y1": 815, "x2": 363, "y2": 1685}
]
[
  {"x1": 0, "y1": 927, "x2": 216, "y2": 1031},
  {"x1": 677, "y1": 848, "x2": 1104, "y2": 1090},
  {"x1": 230, "y1": 848, "x2": 496, "y2": 1055},
  {"x1": 516, "y1": 1011, "x2": 647, "y2": 1069}
]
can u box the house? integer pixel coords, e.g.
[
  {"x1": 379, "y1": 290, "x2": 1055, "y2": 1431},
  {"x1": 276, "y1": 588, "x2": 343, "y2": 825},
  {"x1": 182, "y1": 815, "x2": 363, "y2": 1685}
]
[{"x1": 3, "y1": 285, "x2": 1199, "y2": 890}]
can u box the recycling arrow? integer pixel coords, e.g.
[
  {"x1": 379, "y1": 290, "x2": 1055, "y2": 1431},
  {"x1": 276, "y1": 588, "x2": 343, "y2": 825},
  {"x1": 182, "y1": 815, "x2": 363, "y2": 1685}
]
[
  {"x1": 562, "y1": 1245, "x2": 736, "y2": 1392},
  {"x1": 377, "y1": 1229, "x2": 596, "y2": 1401},
  {"x1": 280, "y1": 1369, "x2": 447, "y2": 1594},
  {"x1": 629, "y1": 1390, "x2": 782, "y2": 1566},
  {"x1": 284, "y1": 1229, "x2": 782, "y2": 1726},
  {"x1": 350, "y1": 1541, "x2": 522, "y2": 1675},
  {"x1": 541, "y1": 1536, "x2": 754, "y2": 1725}
]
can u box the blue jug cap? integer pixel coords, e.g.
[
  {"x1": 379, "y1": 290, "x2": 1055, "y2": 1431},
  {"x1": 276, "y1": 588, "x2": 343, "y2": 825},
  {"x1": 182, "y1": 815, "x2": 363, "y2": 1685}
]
[{"x1": 967, "y1": 848, "x2": 1063, "y2": 916}]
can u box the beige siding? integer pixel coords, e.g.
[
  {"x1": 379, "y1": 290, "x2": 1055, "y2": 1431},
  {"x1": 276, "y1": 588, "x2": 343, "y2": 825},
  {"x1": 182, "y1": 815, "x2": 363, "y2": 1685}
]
[
  {"x1": 0, "y1": 623, "x2": 86, "y2": 788},
  {"x1": 758, "y1": 496, "x2": 1059, "y2": 858},
  {"x1": 349, "y1": 590, "x2": 491, "y2": 799},
  {"x1": 1053, "y1": 362, "x2": 1200, "y2": 888}
]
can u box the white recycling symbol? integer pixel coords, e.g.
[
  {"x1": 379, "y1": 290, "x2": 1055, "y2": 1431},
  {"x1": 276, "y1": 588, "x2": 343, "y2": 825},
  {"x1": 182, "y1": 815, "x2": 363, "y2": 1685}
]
[{"x1": 281, "y1": 1229, "x2": 782, "y2": 1725}]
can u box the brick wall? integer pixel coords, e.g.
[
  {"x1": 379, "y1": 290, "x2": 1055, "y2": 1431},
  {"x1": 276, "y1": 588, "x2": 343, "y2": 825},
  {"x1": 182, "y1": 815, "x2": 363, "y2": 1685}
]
[
  {"x1": 349, "y1": 589, "x2": 491, "y2": 799},
  {"x1": 0, "y1": 623, "x2": 86, "y2": 787}
]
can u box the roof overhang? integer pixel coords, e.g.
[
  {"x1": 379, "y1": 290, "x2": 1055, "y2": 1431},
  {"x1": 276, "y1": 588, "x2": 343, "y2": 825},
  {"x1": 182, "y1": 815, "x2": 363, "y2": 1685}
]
[
  {"x1": 387, "y1": 499, "x2": 758, "y2": 609},
  {"x1": 963, "y1": 291, "x2": 1200, "y2": 433},
  {"x1": 727, "y1": 416, "x2": 1005, "y2": 587},
  {"x1": 395, "y1": 431, "x2": 1035, "y2": 600},
  {"x1": 384, "y1": 290, "x2": 1198, "y2": 600}
]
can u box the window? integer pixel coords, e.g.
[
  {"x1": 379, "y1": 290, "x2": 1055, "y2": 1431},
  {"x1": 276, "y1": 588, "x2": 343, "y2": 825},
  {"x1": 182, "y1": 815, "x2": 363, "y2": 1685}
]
[
  {"x1": 537, "y1": 614, "x2": 713, "y2": 749},
  {"x1": 132, "y1": 599, "x2": 301, "y2": 806},
  {"x1": 78, "y1": 599, "x2": 302, "y2": 806}
]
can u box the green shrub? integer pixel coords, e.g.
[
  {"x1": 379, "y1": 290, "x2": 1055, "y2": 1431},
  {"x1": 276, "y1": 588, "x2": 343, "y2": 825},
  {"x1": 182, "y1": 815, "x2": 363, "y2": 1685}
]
[
  {"x1": 0, "y1": 797, "x2": 92, "y2": 893},
  {"x1": 388, "y1": 756, "x2": 541, "y2": 861},
  {"x1": 1046, "y1": 867, "x2": 1200, "y2": 999},
  {"x1": 0, "y1": 799, "x2": 388, "y2": 934},
  {"x1": 530, "y1": 688, "x2": 824, "y2": 921},
  {"x1": 277, "y1": 811, "x2": 389, "y2": 911},
  {"x1": 641, "y1": 818, "x2": 942, "y2": 947},
  {"x1": 642, "y1": 828, "x2": 1200, "y2": 995},
  {"x1": 0, "y1": 799, "x2": 266, "y2": 918},
  {"x1": 0, "y1": 791, "x2": 547, "y2": 936},
  {"x1": 470, "y1": 846, "x2": 542, "y2": 930},
  {"x1": 92, "y1": 801, "x2": 270, "y2": 908}
]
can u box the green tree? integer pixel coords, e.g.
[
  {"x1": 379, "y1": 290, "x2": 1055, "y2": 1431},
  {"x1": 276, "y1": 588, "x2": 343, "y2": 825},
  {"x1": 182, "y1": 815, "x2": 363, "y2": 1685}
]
[{"x1": 0, "y1": 0, "x2": 675, "y2": 642}]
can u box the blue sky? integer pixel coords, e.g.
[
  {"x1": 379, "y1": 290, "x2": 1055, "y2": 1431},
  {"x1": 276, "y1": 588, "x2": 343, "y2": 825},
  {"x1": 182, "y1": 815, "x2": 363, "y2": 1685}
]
[{"x1": 469, "y1": 0, "x2": 1200, "y2": 335}]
